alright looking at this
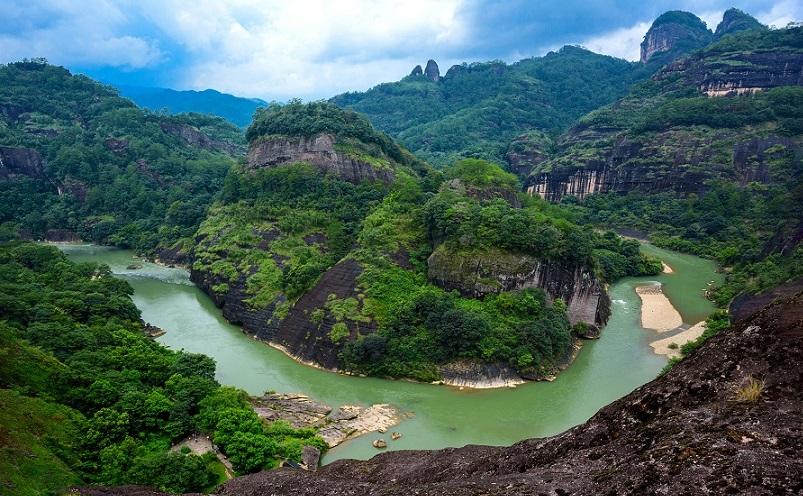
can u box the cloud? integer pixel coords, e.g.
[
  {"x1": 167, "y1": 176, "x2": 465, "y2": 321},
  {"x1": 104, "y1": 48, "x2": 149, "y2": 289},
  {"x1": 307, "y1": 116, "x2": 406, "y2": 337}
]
[
  {"x1": 579, "y1": 21, "x2": 651, "y2": 61},
  {"x1": 755, "y1": 0, "x2": 803, "y2": 28},
  {"x1": 135, "y1": 0, "x2": 466, "y2": 98},
  {"x1": 0, "y1": 0, "x2": 163, "y2": 69},
  {"x1": 0, "y1": 0, "x2": 800, "y2": 99}
]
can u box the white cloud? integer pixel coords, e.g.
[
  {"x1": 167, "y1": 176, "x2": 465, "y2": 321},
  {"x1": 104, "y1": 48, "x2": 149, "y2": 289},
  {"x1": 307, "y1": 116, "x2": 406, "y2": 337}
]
[
  {"x1": 136, "y1": 0, "x2": 466, "y2": 99},
  {"x1": 0, "y1": 0, "x2": 163, "y2": 69},
  {"x1": 579, "y1": 21, "x2": 651, "y2": 61},
  {"x1": 755, "y1": 0, "x2": 803, "y2": 28}
]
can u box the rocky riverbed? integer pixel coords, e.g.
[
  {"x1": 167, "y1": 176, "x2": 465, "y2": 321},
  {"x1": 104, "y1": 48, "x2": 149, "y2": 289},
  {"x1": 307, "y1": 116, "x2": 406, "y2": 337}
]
[{"x1": 252, "y1": 393, "x2": 401, "y2": 448}]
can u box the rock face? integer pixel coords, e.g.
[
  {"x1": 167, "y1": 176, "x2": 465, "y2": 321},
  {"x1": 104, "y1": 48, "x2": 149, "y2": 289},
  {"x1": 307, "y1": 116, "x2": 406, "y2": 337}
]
[
  {"x1": 409, "y1": 65, "x2": 423, "y2": 76},
  {"x1": 247, "y1": 133, "x2": 395, "y2": 184},
  {"x1": 0, "y1": 146, "x2": 46, "y2": 180},
  {"x1": 252, "y1": 393, "x2": 399, "y2": 448},
  {"x1": 505, "y1": 133, "x2": 551, "y2": 180},
  {"x1": 427, "y1": 246, "x2": 610, "y2": 327},
  {"x1": 424, "y1": 60, "x2": 440, "y2": 82},
  {"x1": 640, "y1": 11, "x2": 712, "y2": 63},
  {"x1": 437, "y1": 360, "x2": 525, "y2": 388},
  {"x1": 159, "y1": 122, "x2": 241, "y2": 155},
  {"x1": 525, "y1": 123, "x2": 800, "y2": 202},
  {"x1": 659, "y1": 47, "x2": 803, "y2": 97},
  {"x1": 102, "y1": 289, "x2": 801, "y2": 496},
  {"x1": 715, "y1": 8, "x2": 764, "y2": 37},
  {"x1": 191, "y1": 258, "x2": 370, "y2": 371}
]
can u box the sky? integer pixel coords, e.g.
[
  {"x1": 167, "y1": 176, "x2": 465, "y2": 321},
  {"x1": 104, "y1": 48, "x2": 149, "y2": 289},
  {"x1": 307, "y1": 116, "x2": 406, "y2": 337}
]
[{"x1": 1, "y1": 0, "x2": 800, "y2": 101}]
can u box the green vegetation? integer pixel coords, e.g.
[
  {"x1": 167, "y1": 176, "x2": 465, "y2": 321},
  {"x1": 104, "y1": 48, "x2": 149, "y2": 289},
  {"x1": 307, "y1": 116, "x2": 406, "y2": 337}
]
[
  {"x1": 0, "y1": 60, "x2": 239, "y2": 253},
  {"x1": 247, "y1": 100, "x2": 424, "y2": 171},
  {"x1": 332, "y1": 46, "x2": 654, "y2": 167},
  {"x1": 538, "y1": 27, "x2": 803, "y2": 307},
  {"x1": 0, "y1": 242, "x2": 325, "y2": 494}
]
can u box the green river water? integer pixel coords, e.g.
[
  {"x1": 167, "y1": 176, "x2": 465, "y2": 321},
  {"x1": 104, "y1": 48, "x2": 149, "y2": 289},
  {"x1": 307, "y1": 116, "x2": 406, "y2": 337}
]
[{"x1": 59, "y1": 243, "x2": 721, "y2": 464}]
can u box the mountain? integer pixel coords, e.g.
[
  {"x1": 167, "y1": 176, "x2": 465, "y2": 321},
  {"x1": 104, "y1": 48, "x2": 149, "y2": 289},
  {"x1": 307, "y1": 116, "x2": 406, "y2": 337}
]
[
  {"x1": 521, "y1": 24, "x2": 803, "y2": 306},
  {"x1": 639, "y1": 10, "x2": 713, "y2": 64},
  {"x1": 331, "y1": 46, "x2": 656, "y2": 167},
  {"x1": 84, "y1": 283, "x2": 803, "y2": 495},
  {"x1": 187, "y1": 101, "x2": 659, "y2": 384},
  {"x1": 0, "y1": 61, "x2": 243, "y2": 251},
  {"x1": 0, "y1": 242, "x2": 326, "y2": 493},
  {"x1": 715, "y1": 8, "x2": 765, "y2": 37},
  {"x1": 118, "y1": 86, "x2": 267, "y2": 127}
]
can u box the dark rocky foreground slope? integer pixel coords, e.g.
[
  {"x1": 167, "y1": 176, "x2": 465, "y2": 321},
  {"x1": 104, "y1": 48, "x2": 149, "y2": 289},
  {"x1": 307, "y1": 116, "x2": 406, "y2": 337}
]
[{"x1": 77, "y1": 288, "x2": 803, "y2": 495}]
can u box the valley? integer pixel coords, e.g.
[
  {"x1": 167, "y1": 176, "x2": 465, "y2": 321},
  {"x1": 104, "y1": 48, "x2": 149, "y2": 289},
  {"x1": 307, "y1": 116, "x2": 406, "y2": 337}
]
[
  {"x1": 59, "y1": 242, "x2": 719, "y2": 464},
  {"x1": 0, "y1": 4, "x2": 800, "y2": 494}
]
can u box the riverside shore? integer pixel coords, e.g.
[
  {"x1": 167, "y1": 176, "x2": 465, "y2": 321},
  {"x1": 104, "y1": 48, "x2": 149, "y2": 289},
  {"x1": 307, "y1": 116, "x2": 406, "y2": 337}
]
[
  {"x1": 636, "y1": 283, "x2": 683, "y2": 332},
  {"x1": 650, "y1": 321, "x2": 706, "y2": 358}
]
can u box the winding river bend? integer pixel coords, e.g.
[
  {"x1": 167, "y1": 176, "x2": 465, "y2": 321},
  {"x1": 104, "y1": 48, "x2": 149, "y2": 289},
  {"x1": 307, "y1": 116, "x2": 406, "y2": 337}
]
[{"x1": 60, "y1": 243, "x2": 721, "y2": 464}]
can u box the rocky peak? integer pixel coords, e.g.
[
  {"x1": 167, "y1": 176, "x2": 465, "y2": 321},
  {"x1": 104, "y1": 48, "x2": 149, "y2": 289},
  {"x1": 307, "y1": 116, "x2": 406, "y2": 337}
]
[
  {"x1": 715, "y1": 8, "x2": 764, "y2": 37},
  {"x1": 640, "y1": 10, "x2": 713, "y2": 63},
  {"x1": 246, "y1": 133, "x2": 395, "y2": 184},
  {"x1": 409, "y1": 65, "x2": 423, "y2": 76},
  {"x1": 424, "y1": 59, "x2": 440, "y2": 82},
  {"x1": 0, "y1": 146, "x2": 46, "y2": 180}
]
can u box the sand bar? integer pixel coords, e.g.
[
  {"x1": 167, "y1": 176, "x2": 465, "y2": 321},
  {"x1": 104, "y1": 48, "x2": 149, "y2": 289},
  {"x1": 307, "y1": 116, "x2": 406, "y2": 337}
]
[
  {"x1": 650, "y1": 321, "x2": 706, "y2": 358},
  {"x1": 662, "y1": 262, "x2": 673, "y2": 274},
  {"x1": 636, "y1": 284, "x2": 683, "y2": 332}
]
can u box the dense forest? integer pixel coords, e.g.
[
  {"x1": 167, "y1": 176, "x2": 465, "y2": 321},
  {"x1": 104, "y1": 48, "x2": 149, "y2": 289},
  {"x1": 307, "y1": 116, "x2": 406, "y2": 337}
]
[
  {"x1": 331, "y1": 46, "x2": 659, "y2": 166},
  {"x1": 0, "y1": 60, "x2": 241, "y2": 252},
  {"x1": 0, "y1": 242, "x2": 325, "y2": 494},
  {"x1": 537, "y1": 27, "x2": 803, "y2": 306},
  {"x1": 194, "y1": 102, "x2": 660, "y2": 381},
  {"x1": 0, "y1": 7, "x2": 801, "y2": 495}
]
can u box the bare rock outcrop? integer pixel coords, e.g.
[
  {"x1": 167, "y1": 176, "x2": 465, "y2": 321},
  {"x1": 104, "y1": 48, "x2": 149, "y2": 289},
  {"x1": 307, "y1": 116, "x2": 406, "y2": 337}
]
[
  {"x1": 159, "y1": 122, "x2": 241, "y2": 155},
  {"x1": 0, "y1": 146, "x2": 46, "y2": 180},
  {"x1": 640, "y1": 11, "x2": 712, "y2": 63},
  {"x1": 247, "y1": 133, "x2": 395, "y2": 184},
  {"x1": 252, "y1": 393, "x2": 399, "y2": 448},
  {"x1": 424, "y1": 60, "x2": 440, "y2": 82},
  {"x1": 427, "y1": 246, "x2": 610, "y2": 328}
]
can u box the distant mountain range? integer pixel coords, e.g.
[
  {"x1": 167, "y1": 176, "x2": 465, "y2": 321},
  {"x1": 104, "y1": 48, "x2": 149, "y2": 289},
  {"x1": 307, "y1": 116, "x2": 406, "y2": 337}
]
[{"x1": 117, "y1": 85, "x2": 267, "y2": 127}]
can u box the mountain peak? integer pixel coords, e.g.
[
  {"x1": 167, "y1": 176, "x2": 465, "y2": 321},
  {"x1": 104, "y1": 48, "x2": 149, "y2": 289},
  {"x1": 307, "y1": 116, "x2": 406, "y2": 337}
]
[
  {"x1": 640, "y1": 10, "x2": 713, "y2": 63},
  {"x1": 715, "y1": 8, "x2": 765, "y2": 37},
  {"x1": 424, "y1": 59, "x2": 440, "y2": 82}
]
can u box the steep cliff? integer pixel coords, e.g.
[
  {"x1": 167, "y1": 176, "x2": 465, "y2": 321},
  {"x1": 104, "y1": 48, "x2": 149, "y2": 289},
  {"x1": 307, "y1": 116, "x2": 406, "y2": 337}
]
[
  {"x1": 639, "y1": 11, "x2": 713, "y2": 64},
  {"x1": 0, "y1": 146, "x2": 46, "y2": 180},
  {"x1": 427, "y1": 246, "x2": 610, "y2": 328},
  {"x1": 87, "y1": 288, "x2": 803, "y2": 495},
  {"x1": 247, "y1": 133, "x2": 395, "y2": 184},
  {"x1": 524, "y1": 26, "x2": 803, "y2": 201}
]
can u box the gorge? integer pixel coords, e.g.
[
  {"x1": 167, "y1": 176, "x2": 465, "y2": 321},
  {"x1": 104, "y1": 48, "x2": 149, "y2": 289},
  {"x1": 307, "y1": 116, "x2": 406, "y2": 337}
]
[{"x1": 60, "y1": 242, "x2": 719, "y2": 464}]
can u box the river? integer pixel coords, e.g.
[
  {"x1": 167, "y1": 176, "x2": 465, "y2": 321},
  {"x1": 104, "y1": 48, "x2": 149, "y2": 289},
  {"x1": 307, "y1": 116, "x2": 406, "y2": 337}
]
[{"x1": 59, "y1": 243, "x2": 721, "y2": 463}]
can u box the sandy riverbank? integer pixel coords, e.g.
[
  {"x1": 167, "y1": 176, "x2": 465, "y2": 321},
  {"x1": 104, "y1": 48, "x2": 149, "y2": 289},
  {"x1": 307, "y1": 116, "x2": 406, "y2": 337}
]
[
  {"x1": 662, "y1": 262, "x2": 673, "y2": 274},
  {"x1": 636, "y1": 284, "x2": 683, "y2": 332},
  {"x1": 650, "y1": 321, "x2": 706, "y2": 358}
]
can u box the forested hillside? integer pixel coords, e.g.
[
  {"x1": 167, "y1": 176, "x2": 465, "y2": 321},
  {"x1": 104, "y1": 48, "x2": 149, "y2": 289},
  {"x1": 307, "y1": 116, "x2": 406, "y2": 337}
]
[
  {"x1": 190, "y1": 101, "x2": 659, "y2": 383},
  {"x1": 524, "y1": 25, "x2": 803, "y2": 305},
  {"x1": 0, "y1": 60, "x2": 242, "y2": 252},
  {"x1": 331, "y1": 46, "x2": 657, "y2": 166},
  {"x1": 0, "y1": 242, "x2": 325, "y2": 494}
]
